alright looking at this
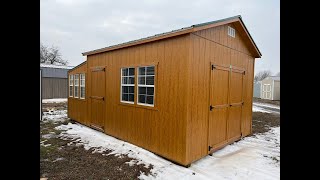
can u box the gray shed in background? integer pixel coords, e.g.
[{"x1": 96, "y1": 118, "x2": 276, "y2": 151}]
[
  {"x1": 40, "y1": 64, "x2": 73, "y2": 99},
  {"x1": 253, "y1": 81, "x2": 261, "y2": 98},
  {"x1": 260, "y1": 76, "x2": 280, "y2": 100}
]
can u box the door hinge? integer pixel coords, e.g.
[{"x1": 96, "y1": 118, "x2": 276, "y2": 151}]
[
  {"x1": 208, "y1": 146, "x2": 213, "y2": 151},
  {"x1": 211, "y1": 65, "x2": 215, "y2": 70},
  {"x1": 210, "y1": 105, "x2": 213, "y2": 111}
]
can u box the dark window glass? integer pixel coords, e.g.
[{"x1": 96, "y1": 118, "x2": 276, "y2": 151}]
[
  {"x1": 146, "y1": 66, "x2": 154, "y2": 75},
  {"x1": 138, "y1": 77, "x2": 145, "y2": 85},
  {"x1": 146, "y1": 96, "x2": 154, "y2": 105},
  {"x1": 146, "y1": 76, "x2": 154, "y2": 85},
  {"x1": 139, "y1": 67, "x2": 146, "y2": 75},
  {"x1": 139, "y1": 87, "x2": 146, "y2": 94},
  {"x1": 139, "y1": 95, "x2": 146, "y2": 103},
  {"x1": 129, "y1": 86, "x2": 134, "y2": 93},
  {"x1": 129, "y1": 77, "x2": 135, "y2": 84},
  {"x1": 122, "y1": 94, "x2": 128, "y2": 101},
  {"x1": 122, "y1": 86, "x2": 128, "y2": 93},
  {"x1": 147, "y1": 87, "x2": 154, "y2": 95},
  {"x1": 129, "y1": 68, "x2": 135, "y2": 76},
  {"x1": 129, "y1": 94, "x2": 134, "y2": 102},
  {"x1": 122, "y1": 68, "x2": 128, "y2": 76}
]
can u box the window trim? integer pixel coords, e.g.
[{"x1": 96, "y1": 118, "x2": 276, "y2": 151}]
[
  {"x1": 119, "y1": 62, "x2": 158, "y2": 109},
  {"x1": 80, "y1": 73, "x2": 86, "y2": 99},
  {"x1": 137, "y1": 66, "x2": 155, "y2": 107},
  {"x1": 228, "y1": 26, "x2": 235, "y2": 38},
  {"x1": 69, "y1": 74, "x2": 74, "y2": 97},
  {"x1": 120, "y1": 67, "x2": 135, "y2": 104},
  {"x1": 74, "y1": 74, "x2": 79, "y2": 98}
]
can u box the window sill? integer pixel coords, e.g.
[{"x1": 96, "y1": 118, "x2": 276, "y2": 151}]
[
  {"x1": 119, "y1": 102, "x2": 158, "y2": 111},
  {"x1": 68, "y1": 97, "x2": 87, "y2": 102}
]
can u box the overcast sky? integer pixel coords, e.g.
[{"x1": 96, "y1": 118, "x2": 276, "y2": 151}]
[{"x1": 41, "y1": 0, "x2": 279, "y2": 75}]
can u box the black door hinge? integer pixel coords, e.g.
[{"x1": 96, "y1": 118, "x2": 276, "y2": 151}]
[
  {"x1": 208, "y1": 146, "x2": 212, "y2": 151},
  {"x1": 210, "y1": 105, "x2": 213, "y2": 111},
  {"x1": 211, "y1": 65, "x2": 215, "y2": 70}
]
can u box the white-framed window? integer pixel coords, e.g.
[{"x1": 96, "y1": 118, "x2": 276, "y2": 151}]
[
  {"x1": 69, "y1": 74, "x2": 74, "y2": 97},
  {"x1": 137, "y1": 66, "x2": 155, "y2": 106},
  {"x1": 228, "y1": 26, "x2": 235, "y2": 38},
  {"x1": 121, "y1": 67, "x2": 135, "y2": 103},
  {"x1": 80, "y1": 73, "x2": 85, "y2": 99},
  {"x1": 74, "y1": 74, "x2": 79, "y2": 98}
]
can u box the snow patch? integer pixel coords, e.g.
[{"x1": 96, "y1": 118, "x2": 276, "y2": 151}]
[
  {"x1": 253, "y1": 102, "x2": 280, "y2": 110},
  {"x1": 55, "y1": 121, "x2": 280, "y2": 180},
  {"x1": 252, "y1": 106, "x2": 271, "y2": 113},
  {"x1": 42, "y1": 110, "x2": 68, "y2": 122},
  {"x1": 42, "y1": 98, "x2": 67, "y2": 103}
]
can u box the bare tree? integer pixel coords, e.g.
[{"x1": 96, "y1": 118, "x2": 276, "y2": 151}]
[
  {"x1": 40, "y1": 43, "x2": 68, "y2": 65},
  {"x1": 254, "y1": 70, "x2": 272, "y2": 82}
]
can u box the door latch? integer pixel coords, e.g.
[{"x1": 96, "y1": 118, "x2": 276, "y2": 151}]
[{"x1": 210, "y1": 105, "x2": 213, "y2": 111}]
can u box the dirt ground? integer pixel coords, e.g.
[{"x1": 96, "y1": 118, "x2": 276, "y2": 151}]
[
  {"x1": 41, "y1": 101, "x2": 279, "y2": 179},
  {"x1": 253, "y1": 97, "x2": 280, "y2": 106},
  {"x1": 252, "y1": 112, "x2": 280, "y2": 134},
  {"x1": 40, "y1": 103, "x2": 153, "y2": 180}
]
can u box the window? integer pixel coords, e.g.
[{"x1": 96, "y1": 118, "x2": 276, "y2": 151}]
[
  {"x1": 228, "y1": 26, "x2": 235, "y2": 38},
  {"x1": 74, "y1": 74, "x2": 79, "y2": 98},
  {"x1": 69, "y1": 75, "x2": 74, "y2": 97},
  {"x1": 137, "y1": 66, "x2": 155, "y2": 106},
  {"x1": 80, "y1": 74, "x2": 85, "y2": 99},
  {"x1": 121, "y1": 67, "x2": 135, "y2": 103}
]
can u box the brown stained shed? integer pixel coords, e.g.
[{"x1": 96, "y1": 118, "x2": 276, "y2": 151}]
[{"x1": 68, "y1": 15, "x2": 261, "y2": 166}]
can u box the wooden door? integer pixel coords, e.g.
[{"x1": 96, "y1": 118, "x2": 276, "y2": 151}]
[
  {"x1": 208, "y1": 64, "x2": 245, "y2": 153},
  {"x1": 90, "y1": 67, "x2": 106, "y2": 131},
  {"x1": 208, "y1": 65, "x2": 229, "y2": 151},
  {"x1": 227, "y1": 68, "x2": 245, "y2": 142}
]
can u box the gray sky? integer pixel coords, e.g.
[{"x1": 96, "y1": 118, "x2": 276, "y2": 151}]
[{"x1": 41, "y1": 0, "x2": 279, "y2": 75}]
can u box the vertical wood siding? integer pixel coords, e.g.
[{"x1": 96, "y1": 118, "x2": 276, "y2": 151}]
[
  {"x1": 186, "y1": 23, "x2": 255, "y2": 164},
  {"x1": 42, "y1": 78, "x2": 68, "y2": 99},
  {"x1": 68, "y1": 22, "x2": 257, "y2": 166}
]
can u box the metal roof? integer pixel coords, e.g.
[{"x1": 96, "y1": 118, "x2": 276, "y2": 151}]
[
  {"x1": 40, "y1": 63, "x2": 74, "y2": 69},
  {"x1": 82, "y1": 15, "x2": 261, "y2": 57},
  {"x1": 40, "y1": 64, "x2": 74, "y2": 78}
]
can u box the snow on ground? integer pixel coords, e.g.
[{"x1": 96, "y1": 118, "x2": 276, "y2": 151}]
[
  {"x1": 55, "y1": 121, "x2": 280, "y2": 180},
  {"x1": 252, "y1": 106, "x2": 271, "y2": 113},
  {"x1": 42, "y1": 110, "x2": 67, "y2": 122},
  {"x1": 253, "y1": 102, "x2": 280, "y2": 110},
  {"x1": 42, "y1": 98, "x2": 67, "y2": 103}
]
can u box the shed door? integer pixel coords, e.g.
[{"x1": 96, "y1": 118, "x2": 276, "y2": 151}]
[
  {"x1": 90, "y1": 67, "x2": 106, "y2": 131},
  {"x1": 208, "y1": 65, "x2": 229, "y2": 150},
  {"x1": 208, "y1": 64, "x2": 245, "y2": 153},
  {"x1": 228, "y1": 69, "x2": 244, "y2": 141},
  {"x1": 262, "y1": 84, "x2": 271, "y2": 99}
]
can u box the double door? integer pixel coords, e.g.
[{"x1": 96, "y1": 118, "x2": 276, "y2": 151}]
[{"x1": 208, "y1": 64, "x2": 245, "y2": 153}]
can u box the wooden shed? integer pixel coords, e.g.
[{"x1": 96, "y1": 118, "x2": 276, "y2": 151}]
[{"x1": 68, "y1": 15, "x2": 262, "y2": 166}]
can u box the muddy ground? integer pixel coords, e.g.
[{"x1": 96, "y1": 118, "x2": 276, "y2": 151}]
[
  {"x1": 252, "y1": 112, "x2": 280, "y2": 134},
  {"x1": 253, "y1": 97, "x2": 280, "y2": 106},
  {"x1": 40, "y1": 103, "x2": 153, "y2": 180},
  {"x1": 41, "y1": 101, "x2": 279, "y2": 179}
]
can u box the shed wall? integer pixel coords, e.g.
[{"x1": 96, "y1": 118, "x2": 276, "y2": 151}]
[
  {"x1": 273, "y1": 80, "x2": 280, "y2": 100},
  {"x1": 68, "y1": 62, "x2": 88, "y2": 125},
  {"x1": 42, "y1": 77, "x2": 68, "y2": 99},
  {"x1": 70, "y1": 35, "x2": 190, "y2": 165},
  {"x1": 253, "y1": 82, "x2": 261, "y2": 98},
  {"x1": 185, "y1": 23, "x2": 255, "y2": 164}
]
